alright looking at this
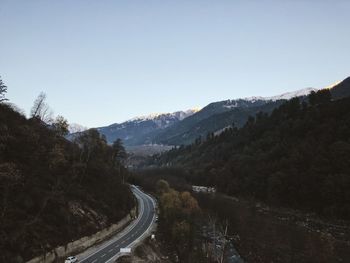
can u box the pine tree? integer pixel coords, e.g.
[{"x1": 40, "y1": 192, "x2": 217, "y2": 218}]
[{"x1": 0, "y1": 76, "x2": 8, "y2": 102}]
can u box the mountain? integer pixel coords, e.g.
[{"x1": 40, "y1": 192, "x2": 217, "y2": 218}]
[
  {"x1": 96, "y1": 77, "x2": 349, "y2": 147},
  {"x1": 0, "y1": 103, "x2": 134, "y2": 261},
  {"x1": 244, "y1": 87, "x2": 316, "y2": 102},
  {"x1": 97, "y1": 109, "x2": 198, "y2": 145},
  {"x1": 152, "y1": 87, "x2": 316, "y2": 145},
  {"x1": 152, "y1": 78, "x2": 350, "y2": 146},
  {"x1": 329, "y1": 76, "x2": 350, "y2": 99},
  {"x1": 150, "y1": 88, "x2": 350, "y2": 220}
]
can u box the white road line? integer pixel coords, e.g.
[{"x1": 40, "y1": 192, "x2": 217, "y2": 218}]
[
  {"x1": 127, "y1": 189, "x2": 157, "y2": 250},
  {"x1": 79, "y1": 186, "x2": 145, "y2": 262},
  {"x1": 104, "y1": 186, "x2": 157, "y2": 263},
  {"x1": 92, "y1": 260, "x2": 97, "y2": 263},
  {"x1": 108, "y1": 249, "x2": 113, "y2": 253},
  {"x1": 101, "y1": 253, "x2": 106, "y2": 258}
]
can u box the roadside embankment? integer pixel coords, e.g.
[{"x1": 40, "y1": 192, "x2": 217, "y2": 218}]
[{"x1": 27, "y1": 208, "x2": 137, "y2": 263}]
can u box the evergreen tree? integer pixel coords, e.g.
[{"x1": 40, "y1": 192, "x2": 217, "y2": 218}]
[{"x1": 0, "y1": 76, "x2": 8, "y2": 102}]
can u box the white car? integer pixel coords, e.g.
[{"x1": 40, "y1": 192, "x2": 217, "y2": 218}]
[{"x1": 65, "y1": 256, "x2": 78, "y2": 263}]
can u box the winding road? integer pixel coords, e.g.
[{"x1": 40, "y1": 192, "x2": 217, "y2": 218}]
[{"x1": 78, "y1": 185, "x2": 156, "y2": 263}]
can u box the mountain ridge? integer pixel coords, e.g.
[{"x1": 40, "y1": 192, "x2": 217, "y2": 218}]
[
  {"x1": 95, "y1": 77, "x2": 349, "y2": 147},
  {"x1": 97, "y1": 109, "x2": 198, "y2": 145}
]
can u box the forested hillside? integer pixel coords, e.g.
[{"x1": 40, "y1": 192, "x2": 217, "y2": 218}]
[
  {"x1": 151, "y1": 89, "x2": 350, "y2": 219},
  {"x1": 0, "y1": 103, "x2": 134, "y2": 262},
  {"x1": 154, "y1": 100, "x2": 285, "y2": 145}
]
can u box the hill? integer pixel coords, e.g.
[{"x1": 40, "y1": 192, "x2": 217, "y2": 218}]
[
  {"x1": 0, "y1": 103, "x2": 134, "y2": 262},
  {"x1": 150, "y1": 88, "x2": 350, "y2": 219},
  {"x1": 154, "y1": 99, "x2": 287, "y2": 145},
  {"x1": 153, "y1": 80, "x2": 350, "y2": 146},
  {"x1": 97, "y1": 110, "x2": 198, "y2": 146},
  {"x1": 95, "y1": 87, "x2": 317, "y2": 147},
  {"x1": 330, "y1": 76, "x2": 350, "y2": 99},
  {"x1": 95, "y1": 78, "x2": 350, "y2": 148}
]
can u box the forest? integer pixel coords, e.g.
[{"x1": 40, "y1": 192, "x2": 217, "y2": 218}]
[
  {"x1": 150, "y1": 89, "x2": 350, "y2": 220},
  {"x1": 0, "y1": 80, "x2": 134, "y2": 262}
]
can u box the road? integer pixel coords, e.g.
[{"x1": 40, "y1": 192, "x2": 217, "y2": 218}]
[{"x1": 78, "y1": 185, "x2": 156, "y2": 263}]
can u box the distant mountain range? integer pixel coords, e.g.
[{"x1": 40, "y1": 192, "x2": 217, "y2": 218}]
[
  {"x1": 91, "y1": 77, "x2": 350, "y2": 147},
  {"x1": 149, "y1": 87, "x2": 320, "y2": 146},
  {"x1": 97, "y1": 109, "x2": 198, "y2": 145},
  {"x1": 149, "y1": 77, "x2": 350, "y2": 223}
]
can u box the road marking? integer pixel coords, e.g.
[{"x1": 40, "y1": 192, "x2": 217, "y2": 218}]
[
  {"x1": 109, "y1": 248, "x2": 114, "y2": 253},
  {"x1": 79, "y1": 187, "x2": 145, "y2": 262},
  {"x1": 92, "y1": 260, "x2": 97, "y2": 263},
  {"x1": 81, "y1": 186, "x2": 157, "y2": 263},
  {"x1": 127, "y1": 189, "x2": 157, "y2": 251}
]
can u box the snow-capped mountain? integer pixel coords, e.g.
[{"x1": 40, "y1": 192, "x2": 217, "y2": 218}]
[
  {"x1": 96, "y1": 77, "x2": 350, "y2": 147},
  {"x1": 128, "y1": 109, "x2": 199, "y2": 125},
  {"x1": 152, "y1": 87, "x2": 320, "y2": 145},
  {"x1": 222, "y1": 87, "x2": 317, "y2": 109},
  {"x1": 96, "y1": 87, "x2": 318, "y2": 146},
  {"x1": 97, "y1": 109, "x2": 198, "y2": 145},
  {"x1": 245, "y1": 87, "x2": 317, "y2": 102}
]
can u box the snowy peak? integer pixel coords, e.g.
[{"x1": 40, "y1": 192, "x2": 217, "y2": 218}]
[
  {"x1": 222, "y1": 87, "x2": 317, "y2": 109},
  {"x1": 322, "y1": 80, "x2": 342, "y2": 90},
  {"x1": 128, "y1": 109, "x2": 199, "y2": 123},
  {"x1": 97, "y1": 108, "x2": 200, "y2": 145},
  {"x1": 252, "y1": 87, "x2": 317, "y2": 102}
]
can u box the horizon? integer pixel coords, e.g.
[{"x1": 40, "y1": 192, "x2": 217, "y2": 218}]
[
  {"x1": 1, "y1": 0, "x2": 349, "y2": 127},
  {"x1": 9, "y1": 76, "x2": 346, "y2": 128}
]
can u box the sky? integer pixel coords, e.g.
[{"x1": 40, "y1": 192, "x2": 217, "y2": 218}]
[{"x1": 0, "y1": 0, "x2": 349, "y2": 127}]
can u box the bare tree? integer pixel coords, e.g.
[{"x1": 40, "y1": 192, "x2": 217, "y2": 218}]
[
  {"x1": 0, "y1": 76, "x2": 8, "y2": 102},
  {"x1": 30, "y1": 92, "x2": 53, "y2": 123}
]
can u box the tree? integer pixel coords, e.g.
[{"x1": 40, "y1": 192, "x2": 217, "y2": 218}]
[
  {"x1": 156, "y1": 179, "x2": 170, "y2": 194},
  {"x1": 30, "y1": 92, "x2": 53, "y2": 123},
  {"x1": 112, "y1": 138, "x2": 127, "y2": 165},
  {"x1": 171, "y1": 220, "x2": 191, "y2": 260},
  {"x1": 160, "y1": 189, "x2": 181, "y2": 220},
  {"x1": 0, "y1": 76, "x2": 8, "y2": 102},
  {"x1": 75, "y1": 129, "x2": 102, "y2": 164},
  {"x1": 52, "y1": 115, "x2": 69, "y2": 136},
  {"x1": 179, "y1": 191, "x2": 200, "y2": 215},
  {"x1": 309, "y1": 89, "x2": 332, "y2": 105}
]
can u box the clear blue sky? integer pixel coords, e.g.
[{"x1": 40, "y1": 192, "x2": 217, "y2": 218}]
[{"x1": 1, "y1": 0, "x2": 349, "y2": 127}]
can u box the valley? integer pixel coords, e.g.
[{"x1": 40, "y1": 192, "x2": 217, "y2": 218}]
[
  {"x1": 1, "y1": 75, "x2": 350, "y2": 262},
  {"x1": 2, "y1": 2, "x2": 350, "y2": 262}
]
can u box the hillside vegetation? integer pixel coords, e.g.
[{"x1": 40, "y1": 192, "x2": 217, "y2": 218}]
[
  {"x1": 151, "y1": 89, "x2": 350, "y2": 219},
  {"x1": 154, "y1": 100, "x2": 285, "y2": 145},
  {"x1": 0, "y1": 103, "x2": 134, "y2": 262}
]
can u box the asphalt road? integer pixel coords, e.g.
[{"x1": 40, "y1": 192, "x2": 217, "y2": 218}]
[{"x1": 79, "y1": 185, "x2": 156, "y2": 263}]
